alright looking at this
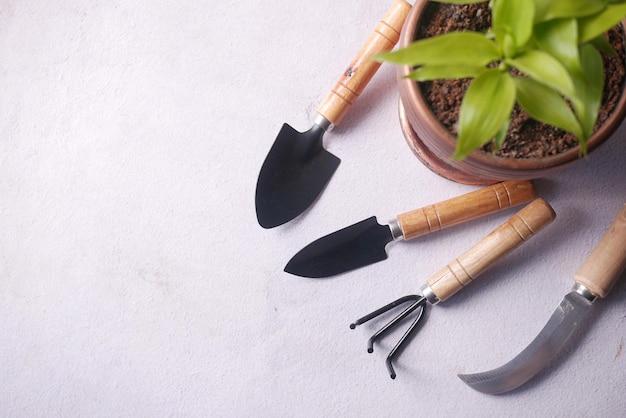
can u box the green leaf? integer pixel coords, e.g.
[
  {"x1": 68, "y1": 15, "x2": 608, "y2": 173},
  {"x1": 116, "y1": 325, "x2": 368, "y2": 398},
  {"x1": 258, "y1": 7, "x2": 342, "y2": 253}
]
[
  {"x1": 506, "y1": 50, "x2": 577, "y2": 103},
  {"x1": 578, "y1": 3, "x2": 626, "y2": 42},
  {"x1": 535, "y1": 0, "x2": 609, "y2": 22},
  {"x1": 454, "y1": 70, "x2": 516, "y2": 159},
  {"x1": 533, "y1": 0, "x2": 551, "y2": 22},
  {"x1": 501, "y1": 33, "x2": 517, "y2": 58},
  {"x1": 572, "y1": 44, "x2": 604, "y2": 145},
  {"x1": 494, "y1": 120, "x2": 510, "y2": 149},
  {"x1": 590, "y1": 35, "x2": 617, "y2": 56},
  {"x1": 405, "y1": 65, "x2": 486, "y2": 81},
  {"x1": 492, "y1": 0, "x2": 535, "y2": 52},
  {"x1": 534, "y1": 18, "x2": 582, "y2": 76},
  {"x1": 375, "y1": 32, "x2": 500, "y2": 67},
  {"x1": 514, "y1": 76, "x2": 584, "y2": 141}
]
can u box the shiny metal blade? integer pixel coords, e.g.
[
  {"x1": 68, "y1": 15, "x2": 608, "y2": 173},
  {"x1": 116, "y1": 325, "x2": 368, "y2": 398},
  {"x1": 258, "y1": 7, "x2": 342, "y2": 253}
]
[
  {"x1": 458, "y1": 291, "x2": 594, "y2": 394},
  {"x1": 284, "y1": 217, "x2": 394, "y2": 278}
]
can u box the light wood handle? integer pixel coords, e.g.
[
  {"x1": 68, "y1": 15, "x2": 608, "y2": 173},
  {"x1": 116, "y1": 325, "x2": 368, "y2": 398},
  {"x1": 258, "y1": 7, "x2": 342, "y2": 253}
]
[
  {"x1": 316, "y1": 0, "x2": 411, "y2": 126},
  {"x1": 425, "y1": 199, "x2": 556, "y2": 303},
  {"x1": 397, "y1": 180, "x2": 536, "y2": 240},
  {"x1": 574, "y1": 204, "x2": 626, "y2": 298}
]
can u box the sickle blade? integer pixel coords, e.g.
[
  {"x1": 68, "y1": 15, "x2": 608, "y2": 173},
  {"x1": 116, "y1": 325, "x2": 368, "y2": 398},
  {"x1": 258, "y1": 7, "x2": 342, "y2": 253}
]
[{"x1": 458, "y1": 291, "x2": 593, "y2": 394}]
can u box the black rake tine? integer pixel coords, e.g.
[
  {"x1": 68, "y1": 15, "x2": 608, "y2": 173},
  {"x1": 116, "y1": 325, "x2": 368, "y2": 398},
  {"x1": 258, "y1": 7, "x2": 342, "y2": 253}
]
[
  {"x1": 349, "y1": 295, "x2": 422, "y2": 330},
  {"x1": 386, "y1": 301, "x2": 427, "y2": 380},
  {"x1": 365, "y1": 297, "x2": 426, "y2": 353}
]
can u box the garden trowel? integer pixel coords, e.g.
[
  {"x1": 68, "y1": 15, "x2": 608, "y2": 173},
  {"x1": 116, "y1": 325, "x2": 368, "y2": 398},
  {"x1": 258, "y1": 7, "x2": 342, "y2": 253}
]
[
  {"x1": 285, "y1": 181, "x2": 536, "y2": 277},
  {"x1": 459, "y1": 204, "x2": 626, "y2": 394},
  {"x1": 255, "y1": 0, "x2": 412, "y2": 228}
]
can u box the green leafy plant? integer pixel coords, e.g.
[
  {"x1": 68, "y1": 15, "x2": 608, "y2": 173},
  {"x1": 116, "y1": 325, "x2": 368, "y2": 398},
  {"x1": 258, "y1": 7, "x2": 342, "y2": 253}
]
[{"x1": 377, "y1": 0, "x2": 626, "y2": 159}]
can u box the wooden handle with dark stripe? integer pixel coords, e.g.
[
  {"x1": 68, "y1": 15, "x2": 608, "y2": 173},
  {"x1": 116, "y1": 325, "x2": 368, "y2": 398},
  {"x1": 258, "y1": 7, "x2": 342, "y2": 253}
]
[
  {"x1": 316, "y1": 0, "x2": 411, "y2": 126},
  {"x1": 425, "y1": 199, "x2": 556, "y2": 303},
  {"x1": 398, "y1": 180, "x2": 536, "y2": 240}
]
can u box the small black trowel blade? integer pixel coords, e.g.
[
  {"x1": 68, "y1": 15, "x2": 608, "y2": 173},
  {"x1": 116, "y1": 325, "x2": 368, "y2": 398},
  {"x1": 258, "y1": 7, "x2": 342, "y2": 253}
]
[
  {"x1": 255, "y1": 123, "x2": 340, "y2": 229},
  {"x1": 284, "y1": 217, "x2": 395, "y2": 278}
]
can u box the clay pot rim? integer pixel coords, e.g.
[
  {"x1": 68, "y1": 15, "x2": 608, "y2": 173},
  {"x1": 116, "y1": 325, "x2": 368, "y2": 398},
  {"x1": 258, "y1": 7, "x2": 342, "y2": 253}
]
[{"x1": 398, "y1": 1, "x2": 626, "y2": 171}]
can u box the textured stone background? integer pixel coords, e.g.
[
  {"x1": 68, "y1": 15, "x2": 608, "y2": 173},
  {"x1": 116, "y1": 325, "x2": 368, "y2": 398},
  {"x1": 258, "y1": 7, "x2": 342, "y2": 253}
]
[{"x1": 1, "y1": 0, "x2": 625, "y2": 416}]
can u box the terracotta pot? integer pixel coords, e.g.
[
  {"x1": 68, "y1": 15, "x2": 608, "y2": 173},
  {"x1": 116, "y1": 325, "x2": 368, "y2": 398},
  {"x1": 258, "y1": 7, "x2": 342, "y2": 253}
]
[{"x1": 397, "y1": 1, "x2": 626, "y2": 185}]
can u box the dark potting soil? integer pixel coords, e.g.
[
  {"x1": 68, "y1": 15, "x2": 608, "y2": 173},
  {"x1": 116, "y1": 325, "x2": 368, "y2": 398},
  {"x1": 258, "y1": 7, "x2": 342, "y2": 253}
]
[{"x1": 415, "y1": 2, "x2": 626, "y2": 159}]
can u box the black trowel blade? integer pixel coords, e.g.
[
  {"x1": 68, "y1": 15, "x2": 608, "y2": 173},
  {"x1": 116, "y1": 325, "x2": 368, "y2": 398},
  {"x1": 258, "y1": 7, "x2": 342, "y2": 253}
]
[
  {"x1": 284, "y1": 217, "x2": 394, "y2": 278},
  {"x1": 256, "y1": 123, "x2": 340, "y2": 228}
]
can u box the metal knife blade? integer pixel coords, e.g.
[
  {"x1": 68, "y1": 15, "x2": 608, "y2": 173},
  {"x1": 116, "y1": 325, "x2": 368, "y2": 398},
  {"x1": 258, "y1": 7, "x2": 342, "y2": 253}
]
[
  {"x1": 459, "y1": 204, "x2": 626, "y2": 394},
  {"x1": 458, "y1": 289, "x2": 593, "y2": 394}
]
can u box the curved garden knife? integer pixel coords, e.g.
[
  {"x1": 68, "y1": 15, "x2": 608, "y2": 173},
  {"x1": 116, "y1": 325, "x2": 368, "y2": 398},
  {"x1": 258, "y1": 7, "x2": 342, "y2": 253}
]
[
  {"x1": 459, "y1": 204, "x2": 626, "y2": 394},
  {"x1": 255, "y1": 0, "x2": 412, "y2": 229},
  {"x1": 285, "y1": 180, "x2": 536, "y2": 278}
]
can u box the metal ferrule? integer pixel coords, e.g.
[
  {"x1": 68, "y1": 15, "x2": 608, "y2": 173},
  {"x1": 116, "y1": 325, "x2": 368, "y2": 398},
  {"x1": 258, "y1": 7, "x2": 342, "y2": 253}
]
[
  {"x1": 314, "y1": 114, "x2": 334, "y2": 132},
  {"x1": 572, "y1": 283, "x2": 597, "y2": 303},
  {"x1": 421, "y1": 285, "x2": 440, "y2": 305},
  {"x1": 388, "y1": 219, "x2": 405, "y2": 241}
]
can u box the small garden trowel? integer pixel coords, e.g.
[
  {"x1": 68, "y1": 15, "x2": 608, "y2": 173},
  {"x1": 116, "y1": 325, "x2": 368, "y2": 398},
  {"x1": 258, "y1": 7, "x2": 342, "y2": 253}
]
[
  {"x1": 255, "y1": 0, "x2": 412, "y2": 228},
  {"x1": 459, "y1": 204, "x2": 626, "y2": 394},
  {"x1": 285, "y1": 180, "x2": 536, "y2": 278}
]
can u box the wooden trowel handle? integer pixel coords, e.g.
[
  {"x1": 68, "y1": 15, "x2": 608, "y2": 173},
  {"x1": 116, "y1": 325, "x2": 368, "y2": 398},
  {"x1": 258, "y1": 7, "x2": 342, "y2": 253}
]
[
  {"x1": 574, "y1": 204, "x2": 626, "y2": 298},
  {"x1": 425, "y1": 199, "x2": 556, "y2": 304},
  {"x1": 397, "y1": 180, "x2": 536, "y2": 240},
  {"x1": 316, "y1": 0, "x2": 411, "y2": 126}
]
